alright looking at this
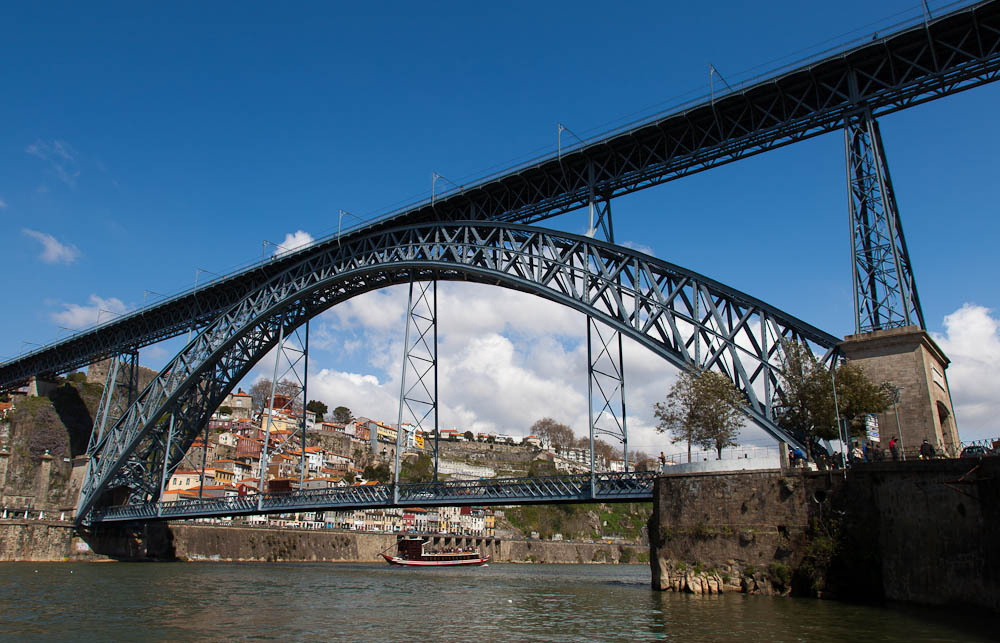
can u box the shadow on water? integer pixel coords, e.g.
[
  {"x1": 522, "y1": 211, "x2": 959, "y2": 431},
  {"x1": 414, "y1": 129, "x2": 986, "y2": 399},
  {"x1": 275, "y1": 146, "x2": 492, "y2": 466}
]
[{"x1": 643, "y1": 590, "x2": 997, "y2": 643}]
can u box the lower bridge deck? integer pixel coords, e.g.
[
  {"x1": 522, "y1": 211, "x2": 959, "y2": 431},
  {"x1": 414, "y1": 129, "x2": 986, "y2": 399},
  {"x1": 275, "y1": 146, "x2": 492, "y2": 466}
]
[{"x1": 87, "y1": 472, "x2": 657, "y2": 524}]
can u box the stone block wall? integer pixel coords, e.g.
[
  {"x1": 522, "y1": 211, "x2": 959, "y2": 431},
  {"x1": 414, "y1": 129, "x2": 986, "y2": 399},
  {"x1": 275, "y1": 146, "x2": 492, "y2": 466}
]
[
  {"x1": 841, "y1": 326, "x2": 959, "y2": 457},
  {"x1": 649, "y1": 468, "x2": 832, "y2": 595},
  {"x1": 649, "y1": 459, "x2": 1000, "y2": 610}
]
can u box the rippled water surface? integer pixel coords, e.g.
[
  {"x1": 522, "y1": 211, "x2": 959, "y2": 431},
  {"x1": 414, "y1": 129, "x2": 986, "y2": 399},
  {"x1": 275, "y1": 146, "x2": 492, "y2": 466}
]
[{"x1": 0, "y1": 562, "x2": 992, "y2": 641}]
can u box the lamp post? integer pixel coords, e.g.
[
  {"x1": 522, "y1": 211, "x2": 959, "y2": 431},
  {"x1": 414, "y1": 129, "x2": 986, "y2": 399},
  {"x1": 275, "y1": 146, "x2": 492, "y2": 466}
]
[
  {"x1": 830, "y1": 358, "x2": 848, "y2": 471},
  {"x1": 892, "y1": 386, "x2": 905, "y2": 461}
]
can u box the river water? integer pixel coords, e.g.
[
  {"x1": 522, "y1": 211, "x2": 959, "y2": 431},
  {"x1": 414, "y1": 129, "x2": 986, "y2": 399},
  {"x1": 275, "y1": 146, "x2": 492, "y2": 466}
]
[{"x1": 0, "y1": 562, "x2": 992, "y2": 641}]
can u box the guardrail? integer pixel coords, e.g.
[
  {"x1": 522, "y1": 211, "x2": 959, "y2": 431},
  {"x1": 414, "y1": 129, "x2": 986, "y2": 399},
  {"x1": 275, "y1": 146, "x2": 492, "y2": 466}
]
[
  {"x1": 1, "y1": 507, "x2": 72, "y2": 522},
  {"x1": 87, "y1": 472, "x2": 657, "y2": 524}
]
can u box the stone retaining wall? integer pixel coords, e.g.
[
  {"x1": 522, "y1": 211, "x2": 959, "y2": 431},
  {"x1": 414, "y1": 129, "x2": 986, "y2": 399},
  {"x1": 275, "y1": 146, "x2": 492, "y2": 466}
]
[{"x1": 649, "y1": 459, "x2": 1000, "y2": 610}]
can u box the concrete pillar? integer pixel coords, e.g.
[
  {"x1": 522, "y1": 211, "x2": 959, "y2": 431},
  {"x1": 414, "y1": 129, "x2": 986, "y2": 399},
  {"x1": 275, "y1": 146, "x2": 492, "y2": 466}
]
[
  {"x1": 68, "y1": 456, "x2": 90, "y2": 515},
  {"x1": 37, "y1": 452, "x2": 54, "y2": 509},
  {"x1": 27, "y1": 377, "x2": 59, "y2": 398},
  {"x1": 840, "y1": 326, "x2": 960, "y2": 457},
  {"x1": 0, "y1": 448, "x2": 9, "y2": 503}
]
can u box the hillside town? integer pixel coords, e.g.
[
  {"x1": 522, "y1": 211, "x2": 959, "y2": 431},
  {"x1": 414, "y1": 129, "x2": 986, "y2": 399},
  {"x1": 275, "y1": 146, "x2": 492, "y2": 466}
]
[{"x1": 162, "y1": 385, "x2": 633, "y2": 537}]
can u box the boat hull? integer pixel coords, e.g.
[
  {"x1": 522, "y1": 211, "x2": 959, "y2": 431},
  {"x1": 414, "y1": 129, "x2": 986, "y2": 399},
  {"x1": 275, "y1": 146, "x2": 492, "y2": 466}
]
[{"x1": 382, "y1": 553, "x2": 490, "y2": 567}]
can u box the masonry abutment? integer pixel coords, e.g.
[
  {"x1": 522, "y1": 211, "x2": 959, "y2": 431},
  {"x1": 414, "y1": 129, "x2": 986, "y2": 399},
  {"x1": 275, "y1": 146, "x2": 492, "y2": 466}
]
[{"x1": 839, "y1": 325, "x2": 959, "y2": 456}]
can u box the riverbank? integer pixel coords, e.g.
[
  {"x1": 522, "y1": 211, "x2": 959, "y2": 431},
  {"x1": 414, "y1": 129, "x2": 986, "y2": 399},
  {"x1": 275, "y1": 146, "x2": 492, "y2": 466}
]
[{"x1": 0, "y1": 519, "x2": 646, "y2": 565}]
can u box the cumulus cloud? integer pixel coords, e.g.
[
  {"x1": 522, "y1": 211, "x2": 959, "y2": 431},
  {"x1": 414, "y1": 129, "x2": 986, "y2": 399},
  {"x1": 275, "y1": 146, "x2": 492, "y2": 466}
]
[
  {"x1": 51, "y1": 294, "x2": 130, "y2": 329},
  {"x1": 0, "y1": 198, "x2": 7, "y2": 208},
  {"x1": 621, "y1": 240, "x2": 655, "y2": 257},
  {"x1": 273, "y1": 230, "x2": 314, "y2": 256},
  {"x1": 932, "y1": 304, "x2": 1000, "y2": 439},
  {"x1": 242, "y1": 282, "x2": 692, "y2": 458},
  {"x1": 26, "y1": 139, "x2": 80, "y2": 187},
  {"x1": 22, "y1": 229, "x2": 81, "y2": 264}
]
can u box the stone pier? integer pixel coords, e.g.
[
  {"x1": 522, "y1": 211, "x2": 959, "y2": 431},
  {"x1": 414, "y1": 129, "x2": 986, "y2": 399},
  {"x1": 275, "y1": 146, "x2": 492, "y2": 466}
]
[{"x1": 840, "y1": 325, "x2": 959, "y2": 457}]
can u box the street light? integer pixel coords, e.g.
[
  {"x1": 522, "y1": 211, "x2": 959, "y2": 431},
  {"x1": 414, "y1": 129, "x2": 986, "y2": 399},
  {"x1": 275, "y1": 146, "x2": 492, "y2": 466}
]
[
  {"x1": 97, "y1": 309, "x2": 123, "y2": 325},
  {"x1": 195, "y1": 268, "x2": 219, "y2": 288},
  {"x1": 143, "y1": 290, "x2": 167, "y2": 308},
  {"x1": 261, "y1": 240, "x2": 289, "y2": 262},
  {"x1": 431, "y1": 172, "x2": 461, "y2": 204},
  {"x1": 830, "y1": 357, "x2": 848, "y2": 471}
]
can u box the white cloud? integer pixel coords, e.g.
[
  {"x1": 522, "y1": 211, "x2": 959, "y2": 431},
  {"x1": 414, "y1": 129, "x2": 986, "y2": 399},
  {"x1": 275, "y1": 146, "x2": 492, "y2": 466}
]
[
  {"x1": 247, "y1": 283, "x2": 693, "y2": 458},
  {"x1": 26, "y1": 139, "x2": 80, "y2": 187},
  {"x1": 0, "y1": 198, "x2": 7, "y2": 209},
  {"x1": 51, "y1": 294, "x2": 131, "y2": 330},
  {"x1": 932, "y1": 304, "x2": 1000, "y2": 440},
  {"x1": 273, "y1": 230, "x2": 314, "y2": 256},
  {"x1": 22, "y1": 229, "x2": 81, "y2": 264},
  {"x1": 622, "y1": 240, "x2": 655, "y2": 256}
]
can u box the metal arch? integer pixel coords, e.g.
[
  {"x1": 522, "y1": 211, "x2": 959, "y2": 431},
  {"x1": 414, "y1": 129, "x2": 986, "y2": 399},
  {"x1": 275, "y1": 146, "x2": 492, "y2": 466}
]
[
  {"x1": 76, "y1": 221, "x2": 840, "y2": 523},
  {"x1": 4, "y1": 1, "x2": 998, "y2": 392}
]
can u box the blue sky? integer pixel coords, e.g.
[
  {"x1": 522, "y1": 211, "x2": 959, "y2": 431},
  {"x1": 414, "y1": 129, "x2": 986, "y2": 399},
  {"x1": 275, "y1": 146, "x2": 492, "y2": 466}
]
[{"x1": 2, "y1": 1, "x2": 997, "y2": 447}]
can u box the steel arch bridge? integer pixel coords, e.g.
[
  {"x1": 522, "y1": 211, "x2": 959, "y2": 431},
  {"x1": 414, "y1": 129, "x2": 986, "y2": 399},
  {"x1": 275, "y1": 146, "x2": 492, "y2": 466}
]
[{"x1": 77, "y1": 221, "x2": 838, "y2": 524}]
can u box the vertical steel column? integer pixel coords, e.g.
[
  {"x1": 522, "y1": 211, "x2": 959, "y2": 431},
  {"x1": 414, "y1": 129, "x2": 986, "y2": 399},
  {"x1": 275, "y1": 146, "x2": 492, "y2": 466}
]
[
  {"x1": 78, "y1": 350, "x2": 139, "y2": 519},
  {"x1": 586, "y1": 186, "x2": 629, "y2": 474},
  {"x1": 198, "y1": 417, "x2": 209, "y2": 500},
  {"x1": 844, "y1": 107, "x2": 924, "y2": 333},
  {"x1": 157, "y1": 414, "x2": 175, "y2": 516},
  {"x1": 586, "y1": 322, "x2": 596, "y2": 498},
  {"x1": 299, "y1": 321, "x2": 310, "y2": 488},
  {"x1": 258, "y1": 324, "x2": 284, "y2": 508},
  {"x1": 88, "y1": 351, "x2": 139, "y2": 455},
  {"x1": 432, "y1": 284, "x2": 440, "y2": 483},
  {"x1": 255, "y1": 319, "x2": 308, "y2": 510},
  {"x1": 393, "y1": 279, "x2": 415, "y2": 506},
  {"x1": 395, "y1": 275, "x2": 439, "y2": 502}
]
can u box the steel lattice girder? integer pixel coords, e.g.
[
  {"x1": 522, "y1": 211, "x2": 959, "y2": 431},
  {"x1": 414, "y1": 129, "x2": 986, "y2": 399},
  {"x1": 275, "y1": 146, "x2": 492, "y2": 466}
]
[
  {"x1": 846, "y1": 110, "x2": 924, "y2": 333},
  {"x1": 88, "y1": 472, "x2": 659, "y2": 524},
  {"x1": 3, "y1": 1, "x2": 998, "y2": 392},
  {"x1": 76, "y1": 221, "x2": 838, "y2": 524}
]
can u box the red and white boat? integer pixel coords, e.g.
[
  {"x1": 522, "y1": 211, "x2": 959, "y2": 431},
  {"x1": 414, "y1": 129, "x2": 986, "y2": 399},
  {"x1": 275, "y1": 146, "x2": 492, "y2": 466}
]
[{"x1": 382, "y1": 537, "x2": 490, "y2": 567}]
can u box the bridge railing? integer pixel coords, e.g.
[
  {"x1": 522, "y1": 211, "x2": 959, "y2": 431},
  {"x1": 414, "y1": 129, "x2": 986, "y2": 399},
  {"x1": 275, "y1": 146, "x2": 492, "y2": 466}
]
[{"x1": 87, "y1": 472, "x2": 658, "y2": 524}]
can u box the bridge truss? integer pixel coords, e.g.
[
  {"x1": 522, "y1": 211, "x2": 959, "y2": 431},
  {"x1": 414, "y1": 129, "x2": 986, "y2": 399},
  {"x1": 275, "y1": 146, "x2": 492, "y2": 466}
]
[
  {"x1": 76, "y1": 222, "x2": 838, "y2": 524},
  {"x1": 2, "y1": 0, "x2": 998, "y2": 388},
  {"x1": 89, "y1": 472, "x2": 658, "y2": 524}
]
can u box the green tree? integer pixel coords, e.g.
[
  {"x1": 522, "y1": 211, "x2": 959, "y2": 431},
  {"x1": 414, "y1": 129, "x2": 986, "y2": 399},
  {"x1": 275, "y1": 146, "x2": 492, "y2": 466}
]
[
  {"x1": 400, "y1": 453, "x2": 434, "y2": 483},
  {"x1": 306, "y1": 399, "x2": 328, "y2": 422},
  {"x1": 463, "y1": 430, "x2": 474, "y2": 442},
  {"x1": 775, "y1": 339, "x2": 893, "y2": 459},
  {"x1": 332, "y1": 406, "x2": 352, "y2": 423},
  {"x1": 217, "y1": 405, "x2": 233, "y2": 416},
  {"x1": 527, "y1": 459, "x2": 558, "y2": 477},
  {"x1": 653, "y1": 371, "x2": 700, "y2": 462},
  {"x1": 690, "y1": 371, "x2": 746, "y2": 458},
  {"x1": 363, "y1": 462, "x2": 391, "y2": 484},
  {"x1": 654, "y1": 370, "x2": 747, "y2": 461}
]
